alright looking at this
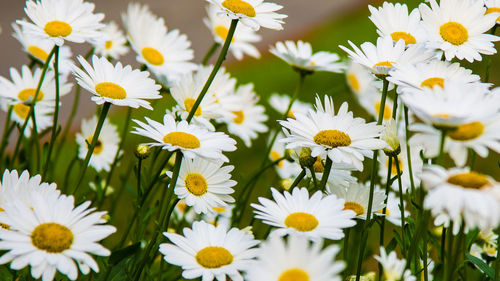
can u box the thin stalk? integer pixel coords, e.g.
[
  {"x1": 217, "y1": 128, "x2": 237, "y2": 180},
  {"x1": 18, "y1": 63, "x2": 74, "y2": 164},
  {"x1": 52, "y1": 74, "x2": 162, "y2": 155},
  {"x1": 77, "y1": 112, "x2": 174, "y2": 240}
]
[
  {"x1": 11, "y1": 46, "x2": 56, "y2": 163},
  {"x1": 318, "y1": 157, "x2": 333, "y2": 192},
  {"x1": 485, "y1": 25, "x2": 497, "y2": 83},
  {"x1": 186, "y1": 19, "x2": 238, "y2": 123},
  {"x1": 394, "y1": 155, "x2": 406, "y2": 254},
  {"x1": 444, "y1": 223, "x2": 455, "y2": 281},
  {"x1": 0, "y1": 106, "x2": 14, "y2": 166},
  {"x1": 403, "y1": 106, "x2": 416, "y2": 200},
  {"x1": 441, "y1": 227, "x2": 447, "y2": 267},
  {"x1": 437, "y1": 129, "x2": 447, "y2": 165},
  {"x1": 344, "y1": 227, "x2": 351, "y2": 261},
  {"x1": 379, "y1": 155, "x2": 393, "y2": 281},
  {"x1": 73, "y1": 102, "x2": 112, "y2": 194},
  {"x1": 309, "y1": 167, "x2": 318, "y2": 189},
  {"x1": 201, "y1": 42, "x2": 220, "y2": 65},
  {"x1": 495, "y1": 225, "x2": 500, "y2": 281},
  {"x1": 42, "y1": 46, "x2": 60, "y2": 177},
  {"x1": 30, "y1": 109, "x2": 41, "y2": 173},
  {"x1": 289, "y1": 169, "x2": 306, "y2": 190}
]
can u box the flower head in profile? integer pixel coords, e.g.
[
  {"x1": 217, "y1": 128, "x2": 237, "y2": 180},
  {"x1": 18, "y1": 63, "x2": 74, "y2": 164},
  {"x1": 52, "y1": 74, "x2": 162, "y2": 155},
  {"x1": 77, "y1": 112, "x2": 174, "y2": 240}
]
[
  {"x1": 207, "y1": 0, "x2": 287, "y2": 30},
  {"x1": 270, "y1": 40, "x2": 345, "y2": 74},
  {"x1": 375, "y1": 247, "x2": 416, "y2": 281},
  {"x1": 72, "y1": 55, "x2": 162, "y2": 109},
  {"x1": 329, "y1": 182, "x2": 386, "y2": 220},
  {"x1": 18, "y1": 0, "x2": 105, "y2": 46},
  {"x1": 160, "y1": 221, "x2": 259, "y2": 281}
]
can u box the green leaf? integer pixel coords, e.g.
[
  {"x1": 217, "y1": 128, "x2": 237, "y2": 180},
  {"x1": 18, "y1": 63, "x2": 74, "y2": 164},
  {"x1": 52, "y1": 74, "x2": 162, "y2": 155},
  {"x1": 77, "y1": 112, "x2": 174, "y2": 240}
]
[
  {"x1": 109, "y1": 242, "x2": 141, "y2": 265},
  {"x1": 465, "y1": 253, "x2": 494, "y2": 279}
]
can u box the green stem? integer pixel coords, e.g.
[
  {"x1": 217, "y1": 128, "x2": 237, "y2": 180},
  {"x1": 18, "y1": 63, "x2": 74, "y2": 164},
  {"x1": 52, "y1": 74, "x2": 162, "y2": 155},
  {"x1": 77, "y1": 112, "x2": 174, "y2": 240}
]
[
  {"x1": 30, "y1": 109, "x2": 41, "y2": 173},
  {"x1": 495, "y1": 225, "x2": 500, "y2": 281},
  {"x1": 403, "y1": 106, "x2": 417, "y2": 200},
  {"x1": 0, "y1": 106, "x2": 14, "y2": 167},
  {"x1": 289, "y1": 169, "x2": 306, "y2": 190},
  {"x1": 11, "y1": 46, "x2": 56, "y2": 164},
  {"x1": 437, "y1": 129, "x2": 447, "y2": 165},
  {"x1": 201, "y1": 42, "x2": 220, "y2": 65},
  {"x1": 394, "y1": 155, "x2": 406, "y2": 254},
  {"x1": 42, "y1": 46, "x2": 60, "y2": 178},
  {"x1": 186, "y1": 19, "x2": 238, "y2": 123},
  {"x1": 318, "y1": 157, "x2": 332, "y2": 192},
  {"x1": 379, "y1": 155, "x2": 393, "y2": 281},
  {"x1": 485, "y1": 25, "x2": 497, "y2": 83},
  {"x1": 309, "y1": 167, "x2": 318, "y2": 189},
  {"x1": 73, "y1": 102, "x2": 112, "y2": 194},
  {"x1": 444, "y1": 223, "x2": 455, "y2": 281}
]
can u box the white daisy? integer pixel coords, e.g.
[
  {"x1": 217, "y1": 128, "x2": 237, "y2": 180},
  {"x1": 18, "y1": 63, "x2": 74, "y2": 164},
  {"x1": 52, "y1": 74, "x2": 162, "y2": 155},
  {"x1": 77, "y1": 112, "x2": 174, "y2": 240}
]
[
  {"x1": 160, "y1": 220, "x2": 259, "y2": 281},
  {"x1": 419, "y1": 0, "x2": 499, "y2": 62},
  {"x1": 381, "y1": 192, "x2": 411, "y2": 227},
  {"x1": 252, "y1": 187, "x2": 356, "y2": 240},
  {"x1": 76, "y1": 116, "x2": 120, "y2": 172},
  {"x1": 93, "y1": 21, "x2": 129, "y2": 60},
  {"x1": 280, "y1": 95, "x2": 388, "y2": 171},
  {"x1": 329, "y1": 182, "x2": 386, "y2": 220},
  {"x1": 357, "y1": 90, "x2": 395, "y2": 122},
  {"x1": 202, "y1": 204, "x2": 235, "y2": 227},
  {"x1": 246, "y1": 235, "x2": 345, "y2": 281},
  {"x1": 2, "y1": 101, "x2": 53, "y2": 138},
  {"x1": 207, "y1": 0, "x2": 287, "y2": 31},
  {"x1": 122, "y1": 3, "x2": 197, "y2": 83},
  {"x1": 345, "y1": 60, "x2": 378, "y2": 97},
  {"x1": 172, "y1": 157, "x2": 236, "y2": 214},
  {"x1": 18, "y1": 0, "x2": 105, "y2": 46},
  {"x1": 369, "y1": 2, "x2": 428, "y2": 45},
  {"x1": 269, "y1": 93, "x2": 311, "y2": 119},
  {"x1": 72, "y1": 55, "x2": 162, "y2": 109},
  {"x1": 204, "y1": 4, "x2": 261, "y2": 60},
  {"x1": 132, "y1": 113, "x2": 236, "y2": 162},
  {"x1": 375, "y1": 247, "x2": 416, "y2": 281},
  {"x1": 485, "y1": 0, "x2": 500, "y2": 24},
  {"x1": 269, "y1": 133, "x2": 302, "y2": 179},
  {"x1": 270, "y1": 40, "x2": 345, "y2": 73},
  {"x1": 422, "y1": 165, "x2": 500, "y2": 234},
  {"x1": 0, "y1": 192, "x2": 116, "y2": 281}
]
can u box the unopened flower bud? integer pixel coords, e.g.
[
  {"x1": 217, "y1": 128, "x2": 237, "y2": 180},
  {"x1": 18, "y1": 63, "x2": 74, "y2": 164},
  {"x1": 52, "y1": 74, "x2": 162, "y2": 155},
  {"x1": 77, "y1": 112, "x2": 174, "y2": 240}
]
[
  {"x1": 381, "y1": 119, "x2": 400, "y2": 156},
  {"x1": 280, "y1": 178, "x2": 294, "y2": 191},
  {"x1": 135, "y1": 144, "x2": 151, "y2": 159},
  {"x1": 298, "y1": 147, "x2": 316, "y2": 168}
]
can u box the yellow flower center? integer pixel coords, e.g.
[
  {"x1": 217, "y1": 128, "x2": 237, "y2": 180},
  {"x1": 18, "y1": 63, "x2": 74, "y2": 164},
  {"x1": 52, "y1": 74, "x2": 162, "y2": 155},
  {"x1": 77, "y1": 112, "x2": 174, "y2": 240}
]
[
  {"x1": 287, "y1": 110, "x2": 296, "y2": 119},
  {"x1": 284, "y1": 212, "x2": 319, "y2": 232},
  {"x1": 184, "y1": 98, "x2": 202, "y2": 117},
  {"x1": 195, "y1": 246, "x2": 233, "y2": 268},
  {"x1": 447, "y1": 172, "x2": 490, "y2": 189},
  {"x1": 433, "y1": 113, "x2": 451, "y2": 119},
  {"x1": 373, "y1": 61, "x2": 394, "y2": 68},
  {"x1": 313, "y1": 130, "x2": 351, "y2": 148},
  {"x1": 105, "y1": 41, "x2": 113, "y2": 50},
  {"x1": 163, "y1": 132, "x2": 201, "y2": 149},
  {"x1": 389, "y1": 156, "x2": 403, "y2": 176},
  {"x1": 221, "y1": 0, "x2": 256, "y2": 17},
  {"x1": 184, "y1": 173, "x2": 208, "y2": 196},
  {"x1": 177, "y1": 201, "x2": 188, "y2": 213},
  {"x1": 141, "y1": 47, "x2": 165, "y2": 66},
  {"x1": 344, "y1": 201, "x2": 365, "y2": 216},
  {"x1": 440, "y1": 22, "x2": 468, "y2": 45},
  {"x1": 232, "y1": 110, "x2": 244, "y2": 124},
  {"x1": 95, "y1": 82, "x2": 127, "y2": 99},
  {"x1": 18, "y1": 88, "x2": 44, "y2": 102},
  {"x1": 390, "y1": 31, "x2": 417, "y2": 45},
  {"x1": 214, "y1": 25, "x2": 235, "y2": 42},
  {"x1": 31, "y1": 223, "x2": 73, "y2": 253},
  {"x1": 313, "y1": 157, "x2": 324, "y2": 173},
  {"x1": 270, "y1": 150, "x2": 284, "y2": 168},
  {"x1": 347, "y1": 73, "x2": 361, "y2": 92},
  {"x1": 378, "y1": 208, "x2": 390, "y2": 216},
  {"x1": 44, "y1": 21, "x2": 72, "y2": 37},
  {"x1": 212, "y1": 206, "x2": 226, "y2": 213},
  {"x1": 421, "y1": 77, "x2": 445, "y2": 89},
  {"x1": 13, "y1": 103, "x2": 30, "y2": 119},
  {"x1": 447, "y1": 121, "x2": 484, "y2": 141},
  {"x1": 375, "y1": 101, "x2": 391, "y2": 120},
  {"x1": 279, "y1": 268, "x2": 310, "y2": 281},
  {"x1": 486, "y1": 8, "x2": 500, "y2": 22},
  {"x1": 27, "y1": 46, "x2": 49, "y2": 61},
  {"x1": 87, "y1": 137, "x2": 103, "y2": 155}
]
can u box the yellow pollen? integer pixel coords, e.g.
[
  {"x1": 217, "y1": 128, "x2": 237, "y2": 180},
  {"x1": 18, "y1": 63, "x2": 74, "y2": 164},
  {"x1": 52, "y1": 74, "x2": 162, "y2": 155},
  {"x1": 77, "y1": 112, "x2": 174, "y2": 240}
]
[
  {"x1": 313, "y1": 157, "x2": 324, "y2": 173},
  {"x1": 287, "y1": 110, "x2": 296, "y2": 119},
  {"x1": 214, "y1": 26, "x2": 235, "y2": 42},
  {"x1": 87, "y1": 137, "x2": 103, "y2": 155},
  {"x1": 222, "y1": 0, "x2": 256, "y2": 17},
  {"x1": 212, "y1": 206, "x2": 226, "y2": 213},
  {"x1": 95, "y1": 82, "x2": 127, "y2": 99},
  {"x1": 440, "y1": 22, "x2": 468, "y2": 45},
  {"x1": 31, "y1": 223, "x2": 73, "y2": 253},
  {"x1": 391, "y1": 32, "x2": 417, "y2": 45},
  {"x1": 347, "y1": 74, "x2": 360, "y2": 92},
  {"x1": 270, "y1": 150, "x2": 284, "y2": 168},
  {"x1": 105, "y1": 41, "x2": 113, "y2": 50},
  {"x1": 195, "y1": 246, "x2": 233, "y2": 268},
  {"x1": 421, "y1": 77, "x2": 445, "y2": 89},
  {"x1": 344, "y1": 201, "x2": 365, "y2": 216},
  {"x1": 13, "y1": 103, "x2": 30, "y2": 119},
  {"x1": 27, "y1": 46, "x2": 49, "y2": 61},
  {"x1": 177, "y1": 201, "x2": 187, "y2": 213},
  {"x1": 373, "y1": 61, "x2": 394, "y2": 68},
  {"x1": 447, "y1": 121, "x2": 484, "y2": 141},
  {"x1": 18, "y1": 88, "x2": 44, "y2": 102},
  {"x1": 313, "y1": 130, "x2": 351, "y2": 148},
  {"x1": 232, "y1": 110, "x2": 244, "y2": 124},
  {"x1": 184, "y1": 98, "x2": 202, "y2": 117},
  {"x1": 163, "y1": 132, "x2": 201, "y2": 149},
  {"x1": 309, "y1": 61, "x2": 316, "y2": 66},
  {"x1": 185, "y1": 173, "x2": 208, "y2": 196},
  {"x1": 284, "y1": 212, "x2": 319, "y2": 232},
  {"x1": 44, "y1": 21, "x2": 72, "y2": 37},
  {"x1": 447, "y1": 172, "x2": 490, "y2": 189},
  {"x1": 279, "y1": 268, "x2": 310, "y2": 281},
  {"x1": 141, "y1": 47, "x2": 164, "y2": 66},
  {"x1": 375, "y1": 101, "x2": 391, "y2": 120},
  {"x1": 486, "y1": 8, "x2": 500, "y2": 22}
]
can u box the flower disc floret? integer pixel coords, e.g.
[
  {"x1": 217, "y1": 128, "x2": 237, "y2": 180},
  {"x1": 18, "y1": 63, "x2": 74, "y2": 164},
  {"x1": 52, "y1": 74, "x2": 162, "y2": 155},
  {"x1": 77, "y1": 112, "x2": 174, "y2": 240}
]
[
  {"x1": 447, "y1": 121, "x2": 484, "y2": 141},
  {"x1": 44, "y1": 21, "x2": 72, "y2": 37},
  {"x1": 391, "y1": 32, "x2": 416, "y2": 45},
  {"x1": 196, "y1": 246, "x2": 234, "y2": 268},
  {"x1": 95, "y1": 82, "x2": 127, "y2": 99},
  {"x1": 313, "y1": 130, "x2": 351, "y2": 148},
  {"x1": 185, "y1": 173, "x2": 208, "y2": 196},
  {"x1": 421, "y1": 77, "x2": 445, "y2": 89},
  {"x1": 284, "y1": 212, "x2": 319, "y2": 232},
  {"x1": 344, "y1": 201, "x2": 365, "y2": 216},
  {"x1": 222, "y1": 0, "x2": 256, "y2": 17},
  {"x1": 141, "y1": 47, "x2": 165, "y2": 66},
  {"x1": 440, "y1": 22, "x2": 468, "y2": 46},
  {"x1": 447, "y1": 172, "x2": 490, "y2": 189},
  {"x1": 279, "y1": 268, "x2": 310, "y2": 281},
  {"x1": 31, "y1": 223, "x2": 73, "y2": 253},
  {"x1": 163, "y1": 132, "x2": 201, "y2": 149}
]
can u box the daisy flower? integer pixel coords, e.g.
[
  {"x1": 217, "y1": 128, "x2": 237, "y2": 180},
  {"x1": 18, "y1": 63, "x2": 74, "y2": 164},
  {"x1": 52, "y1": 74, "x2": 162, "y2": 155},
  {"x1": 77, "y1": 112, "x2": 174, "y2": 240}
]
[
  {"x1": 251, "y1": 187, "x2": 356, "y2": 240},
  {"x1": 357, "y1": 90, "x2": 395, "y2": 122},
  {"x1": 132, "y1": 113, "x2": 236, "y2": 162},
  {"x1": 1, "y1": 101, "x2": 53, "y2": 137},
  {"x1": 122, "y1": 3, "x2": 197, "y2": 83},
  {"x1": 419, "y1": 0, "x2": 499, "y2": 62},
  {"x1": 369, "y1": 2, "x2": 427, "y2": 45},
  {"x1": 72, "y1": 55, "x2": 161, "y2": 109},
  {"x1": 18, "y1": 0, "x2": 105, "y2": 46},
  {"x1": 375, "y1": 247, "x2": 416, "y2": 281},
  {"x1": 485, "y1": 0, "x2": 500, "y2": 24},
  {"x1": 339, "y1": 36, "x2": 433, "y2": 75},
  {"x1": 269, "y1": 93, "x2": 311, "y2": 119},
  {"x1": 280, "y1": 95, "x2": 387, "y2": 171},
  {"x1": 422, "y1": 165, "x2": 500, "y2": 233},
  {"x1": 207, "y1": 0, "x2": 287, "y2": 31},
  {"x1": 329, "y1": 182, "x2": 386, "y2": 220},
  {"x1": 246, "y1": 235, "x2": 345, "y2": 281},
  {"x1": 202, "y1": 204, "x2": 235, "y2": 227},
  {"x1": 204, "y1": 4, "x2": 261, "y2": 60},
  {"x1": 76, "y1": 116, "x2": 120, "y2": 172},
  {"x1": 160, "y1": 220, "x2": 259, "y2": 281},
  {"x1": 171, "y1": 157, "x2": 236, "y2": 214},
  {"x1": 345, "y1": 60, "x2": 378, "y2": 97},
  {"x1": 269, "y1": 133, "x2": 302, "y2": 179},
  {"x1": 93, "y1": 21, "x2": 128, "y2": 60},
  {"x1": 0, "y1": 192, "x2": 116, "y2": 281},
  {"x1": 381, "y1": 192, "x2": 411, "y2": 227},
  {"x1": 270, "y1": 40, "x2": 345, "y2": 73}
]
